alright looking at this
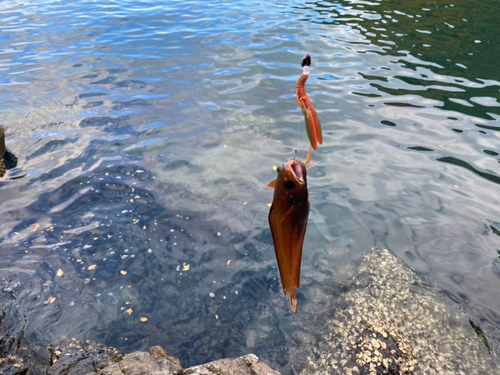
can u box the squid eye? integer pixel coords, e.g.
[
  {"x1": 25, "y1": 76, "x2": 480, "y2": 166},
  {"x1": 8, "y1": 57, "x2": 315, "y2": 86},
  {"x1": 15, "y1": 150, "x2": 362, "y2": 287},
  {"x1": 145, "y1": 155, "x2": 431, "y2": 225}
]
[{"x1": 284, "y1": 181, "x2": 295, "y2": 190}]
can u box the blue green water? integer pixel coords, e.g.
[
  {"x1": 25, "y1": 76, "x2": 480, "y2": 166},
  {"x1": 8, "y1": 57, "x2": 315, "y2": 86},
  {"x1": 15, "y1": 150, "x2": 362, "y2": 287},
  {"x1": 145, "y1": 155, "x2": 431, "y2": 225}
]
[{"x1": 0, "y1": 0, "x2": 499, "y2": 372}]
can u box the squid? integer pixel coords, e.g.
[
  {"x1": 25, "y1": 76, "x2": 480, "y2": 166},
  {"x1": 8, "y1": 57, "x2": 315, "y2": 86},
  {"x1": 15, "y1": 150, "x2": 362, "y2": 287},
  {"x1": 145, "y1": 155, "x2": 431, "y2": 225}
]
[{"x1": 268, "y1": 158, "x2": 310, "y2": 314}]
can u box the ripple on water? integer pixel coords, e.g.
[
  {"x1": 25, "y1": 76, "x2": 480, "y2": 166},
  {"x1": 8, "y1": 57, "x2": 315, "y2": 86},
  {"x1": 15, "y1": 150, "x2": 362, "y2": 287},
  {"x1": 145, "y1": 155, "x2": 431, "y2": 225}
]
[{"x1": 1, "y1": 0, "x2": 500, "y2": 372}]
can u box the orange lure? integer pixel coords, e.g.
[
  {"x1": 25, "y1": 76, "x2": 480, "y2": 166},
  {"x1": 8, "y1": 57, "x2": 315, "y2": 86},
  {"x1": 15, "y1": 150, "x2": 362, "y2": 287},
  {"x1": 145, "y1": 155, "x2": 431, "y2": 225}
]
[
  {"x1": 268, "y1": 158, "x2": 310, "y2": 314},
  {"x1": 296, "y1": 54, "x2": 322, "y2": 162}
]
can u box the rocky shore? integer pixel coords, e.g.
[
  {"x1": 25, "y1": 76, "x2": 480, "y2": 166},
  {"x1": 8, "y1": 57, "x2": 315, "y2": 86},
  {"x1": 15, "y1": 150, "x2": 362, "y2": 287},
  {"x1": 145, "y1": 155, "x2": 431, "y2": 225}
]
[
  {"x1": 1, "y1": 334, "x2": 279, "y2": 375},
  {"x1": 1, "y1": 247, "x2": 498, "y2": 374}
]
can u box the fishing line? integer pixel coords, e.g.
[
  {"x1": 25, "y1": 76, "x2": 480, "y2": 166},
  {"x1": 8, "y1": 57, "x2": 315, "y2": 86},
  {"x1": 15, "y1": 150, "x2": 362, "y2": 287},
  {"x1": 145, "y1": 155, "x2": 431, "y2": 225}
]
[
  {"x1": 293, "y1": 54, "x2": 311, "y2": 161},
  {"x1": 295, "y1": 114, "x2": 301, "y2": 158},
  {"x1": 294, "y1": 69, "x2": 304, "y2": 159}
]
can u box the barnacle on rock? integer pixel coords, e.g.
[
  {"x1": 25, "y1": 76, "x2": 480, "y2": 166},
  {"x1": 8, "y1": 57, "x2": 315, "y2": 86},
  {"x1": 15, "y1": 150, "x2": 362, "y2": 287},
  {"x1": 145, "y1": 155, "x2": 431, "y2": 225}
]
[{"x1": 300, "y1": 247, "x2": 498, "y2": 375}]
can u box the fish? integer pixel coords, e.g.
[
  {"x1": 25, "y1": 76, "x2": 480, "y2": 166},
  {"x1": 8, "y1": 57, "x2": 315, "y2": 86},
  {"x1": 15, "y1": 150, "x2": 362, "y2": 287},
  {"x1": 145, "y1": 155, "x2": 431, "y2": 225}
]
[
  {"x1": 268, "y1": 158, "x2": 310, "y2": 314},
  {"x1": 296, "y1": 54, "x2": 323, "y2": 153}
]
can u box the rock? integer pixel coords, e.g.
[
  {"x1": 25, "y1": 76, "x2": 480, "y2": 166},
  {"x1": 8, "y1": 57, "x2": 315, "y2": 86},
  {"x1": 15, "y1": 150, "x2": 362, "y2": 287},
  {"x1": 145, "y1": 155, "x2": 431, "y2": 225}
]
[
  {"x1": 184, "y1": 353, "x2": 280, "y2": 375},
  {"x1": 3, "y1": 299, "x2": 278, "y2": 375},
  {"x1": 90, "y1": 345, "x2": 183, "y2": 375},
  {"x1": 85, "y1": 345, "x2": 277, "y2": 375},
  {"x1": 299, "y1": 247, "x2": 499, "y2": 375},
  {"x1": 224, "y1": 113, "x2": 276, "y2": 138},
  {"x1": 6, "y1": 246, "x2": 497, "y2": 375},
  {"x1": 0, "y1": 299, "x2": 33, "y2": 375},
  {"x1": 0, "y1": 329, "x2": 31, "y2": 375},
  {"x1": 47, "y1": 336, "x2": 120, "y2": 375},
  {"x1": 163, "y1": 112, "x2": 278, "y2": 202}
]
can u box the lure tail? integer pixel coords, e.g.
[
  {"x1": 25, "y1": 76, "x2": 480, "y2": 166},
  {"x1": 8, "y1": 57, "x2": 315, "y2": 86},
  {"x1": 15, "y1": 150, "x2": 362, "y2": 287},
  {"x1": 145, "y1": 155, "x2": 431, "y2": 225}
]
[{"x1": 301, "y1": 97, "x2": 322, "y2": 150}]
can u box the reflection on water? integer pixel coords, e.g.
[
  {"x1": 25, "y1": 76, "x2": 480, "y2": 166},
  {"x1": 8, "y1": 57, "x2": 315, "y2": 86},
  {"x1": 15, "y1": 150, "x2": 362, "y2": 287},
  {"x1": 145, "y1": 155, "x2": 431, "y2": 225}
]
[{"x1": 0, "y1": 0, "x2": 499, "y2": 373}]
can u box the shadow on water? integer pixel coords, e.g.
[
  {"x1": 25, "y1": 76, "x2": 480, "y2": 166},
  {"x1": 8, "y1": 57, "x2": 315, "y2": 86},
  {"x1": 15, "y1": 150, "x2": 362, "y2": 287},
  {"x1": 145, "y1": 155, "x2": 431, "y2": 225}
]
[
  {"x1": 0, "y1": 121, "x2": 299, "y2": 370},
  {"x1": 437, "y1": 156, "x2": 500, "y2": 185},
  {"x1": 0, "y1": 171, "x2": 287, "y2": 370}
]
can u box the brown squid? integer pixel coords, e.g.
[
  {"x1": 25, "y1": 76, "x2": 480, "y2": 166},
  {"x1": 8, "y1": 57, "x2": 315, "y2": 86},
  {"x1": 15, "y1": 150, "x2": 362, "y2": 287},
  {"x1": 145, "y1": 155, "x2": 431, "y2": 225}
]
[{"x1": 268, "y1": 158, "x2": 310, "y2": 314}]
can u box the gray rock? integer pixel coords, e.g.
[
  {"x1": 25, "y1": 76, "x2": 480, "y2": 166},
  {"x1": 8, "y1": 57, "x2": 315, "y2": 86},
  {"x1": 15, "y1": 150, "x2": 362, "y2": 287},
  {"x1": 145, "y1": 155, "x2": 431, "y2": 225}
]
[
  {"x1": 163, "y1": 112, "x2": 278, "y2": 202},
  {"x1": 0, "y1": 329, "x2": 31, "y2": 375},
  {"x1": 224, "y1": 113, "x2": 276, "y2": 138},
  {"x1": 0, "y1": 292, "x2": 33, "y2": 375},
  {"x1": 48, "y1": 336, "x2": 120, "y2": 375},
  {"x1": 85, "y1": 347, "x2": 279, "y2": 375},
  {"x1": 9, "y1": 245, "x2": 497, "y2": 375},
  {"x1": 89, "y1": 346, "x2": 183, "y2": 375},
  {"x1": 299, "y1": 247, "x2": 499, "y2": 375},
  {"x1": 184, "y1": 353, "x2": 280, "y2": 375},
  {"x1": 85, "y1": 346, "x2": 278, "y2": 375}
]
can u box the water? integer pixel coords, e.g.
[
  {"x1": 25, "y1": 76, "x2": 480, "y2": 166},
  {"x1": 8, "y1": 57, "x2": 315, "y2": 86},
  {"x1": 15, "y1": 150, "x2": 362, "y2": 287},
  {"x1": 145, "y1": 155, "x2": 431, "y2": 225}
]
[{"x1": 0, "y1": 0, "x2": 499, "y2": 372}]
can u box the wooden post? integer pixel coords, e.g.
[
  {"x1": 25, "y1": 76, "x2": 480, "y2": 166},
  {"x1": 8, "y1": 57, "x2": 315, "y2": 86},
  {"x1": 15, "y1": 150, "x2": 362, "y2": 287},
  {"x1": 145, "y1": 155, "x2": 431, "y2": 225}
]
[
  {"x1": 0, "y1": 125, "x2": 5, "y2": 160},
  {"x1": 0, "y1": 125, "x2": 5, "y2": 177}
]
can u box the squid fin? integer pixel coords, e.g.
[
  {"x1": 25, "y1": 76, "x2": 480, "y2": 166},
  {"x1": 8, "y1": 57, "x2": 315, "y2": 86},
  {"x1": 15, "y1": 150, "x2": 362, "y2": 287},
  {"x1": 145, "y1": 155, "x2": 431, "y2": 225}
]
[
  {"x1": 303, "y1": 111, "x2": 317, "y2": 151},
  {"x1": 300, "y1": 97, "x2": 322, "y2": 149},
  {"x1": 298, "y1": 97, "x2": 316, "y2": 149},
  {"x1": 315, "y1": 113, "x2": 323, "y2": 145},
  {"x1": 267, "y1": 179, "x2": 276, "y2": 188}
]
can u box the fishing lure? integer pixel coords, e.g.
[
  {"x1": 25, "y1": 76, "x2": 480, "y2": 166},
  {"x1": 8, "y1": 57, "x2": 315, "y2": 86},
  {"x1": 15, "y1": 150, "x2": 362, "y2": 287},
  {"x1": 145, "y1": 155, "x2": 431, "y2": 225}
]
[{"x1": 296, "y1": 54, "x2": 322, "y2": 163}]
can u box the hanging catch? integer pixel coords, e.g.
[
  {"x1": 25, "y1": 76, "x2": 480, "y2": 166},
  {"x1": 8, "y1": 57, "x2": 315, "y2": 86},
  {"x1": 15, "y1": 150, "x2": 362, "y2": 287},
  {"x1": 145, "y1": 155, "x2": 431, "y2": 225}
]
[{"x1": 268, "y1": 158, "x2": 310, "y2": 314}]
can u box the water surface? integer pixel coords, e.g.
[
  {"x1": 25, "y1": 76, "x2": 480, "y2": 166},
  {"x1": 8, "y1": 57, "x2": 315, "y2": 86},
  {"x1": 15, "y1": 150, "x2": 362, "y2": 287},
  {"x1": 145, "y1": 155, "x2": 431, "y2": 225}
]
[{"x1": 1, "y1": 0, "x2": 499, "y2": 372}]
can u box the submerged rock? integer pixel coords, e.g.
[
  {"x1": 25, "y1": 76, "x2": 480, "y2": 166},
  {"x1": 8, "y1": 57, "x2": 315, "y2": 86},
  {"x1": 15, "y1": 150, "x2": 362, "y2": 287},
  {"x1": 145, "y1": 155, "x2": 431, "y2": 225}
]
[
  {"x1": 224, "y1": 113, "x2": 276, "y2": 138},
  {"x1": 166, "y1": 112, "x2": 278, "y2": 202},
  {"x1": 300, "y1": 247, "x2": 498, "y2": 375}
]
